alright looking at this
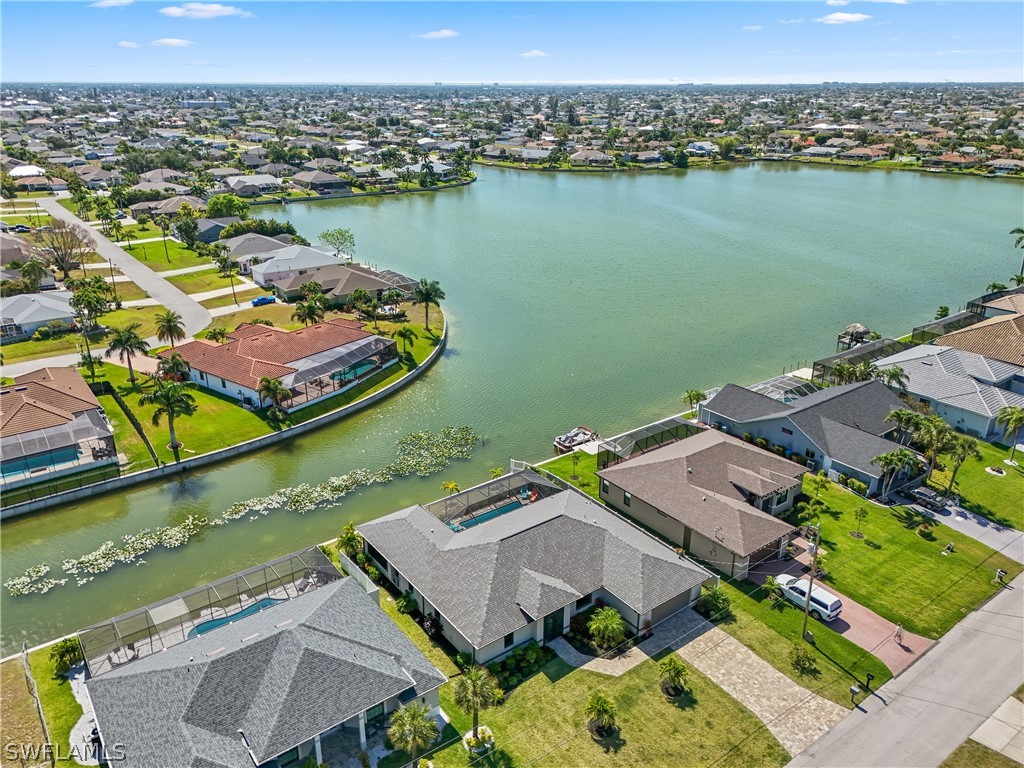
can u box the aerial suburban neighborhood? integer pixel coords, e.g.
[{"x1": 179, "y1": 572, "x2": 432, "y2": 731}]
[{"x1": 1, "y1": 2, "x2": 1023, "y2": 768}]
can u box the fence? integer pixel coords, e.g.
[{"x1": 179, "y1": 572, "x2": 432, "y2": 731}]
[
  {"x1": 89, "y1": 381, "x2": 160, "y2": 464},
  {"x1": 1, "y1": 324, "x2": 448, "y2": 519},
  {"x1": 20, "y1": 642, "x2": 56, "y2": 768}
]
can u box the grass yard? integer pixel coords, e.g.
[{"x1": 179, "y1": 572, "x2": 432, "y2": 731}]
[
  {"x1": 927, "y1": 440, "x2": 1024, "y2": 530},
  {"x1": 542, "y1": 451, "x2": 602, "y2": 499},
  {"x1": 787, "y1": 479, "x2": 1023, "y2": 639},
  {"x1": 377, "y1": 588, "x2": 460, "y2": 678},
  {"x1": 0, "y1": 305, "x2": 163, "y2": 363},
  {"x1": 199, "y1": 286, "x2": 266, "y2": 308},
  {"x1": 383, "y1": 655, "x2": 788, "y2": 768},
  {"x1": 202, "y1": 302, "x2": 311, "y2": 332},
  {"x1": 124, "y1": 238, "x2": 211, "y2": 272},
  {"x1": 108, "y1": 280, "x2": 149, "y2": 303},
  {"x1": 97, "y1": 392, "x2": 155, "y2": 469},
  {"x1": 26, "y1": 649, "x2": 82, "y2": 765},
  {"x1": 165, "y1": 267, "x2": 234, "y2": 295},
  {"x1": 0, "y1": 660, "x2": 49, "y2": 768},
  {"x1": 940, "y1": 739, "x2": 1020, "y2": 768}
]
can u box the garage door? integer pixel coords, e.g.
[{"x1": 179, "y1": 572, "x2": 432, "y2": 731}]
[{"x1": 748, "y1": 540, "x2": 781, "y2": 566}]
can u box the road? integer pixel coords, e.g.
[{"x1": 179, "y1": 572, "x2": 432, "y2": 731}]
[
  {"x1": 788, "y1": 572, "x2": 1024, "y2": 768},
  {"x1": 2, "y1": 200, "x2": 211, "y2": 378}
]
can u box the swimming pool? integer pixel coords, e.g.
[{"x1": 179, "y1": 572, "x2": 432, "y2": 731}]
[
  {"x1": 456, "y1": 500, "x2": 523, "y2": 531},
  {"x1": 187, "y1": 597, "x2": 282, "y2": 638}
]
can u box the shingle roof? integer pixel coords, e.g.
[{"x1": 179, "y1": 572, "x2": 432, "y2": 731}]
[
  {"x1": 86, "y1": 578, "x2": 446, "y2": 768},
  {"x1": 938, "y1": 313, "x2": 1024, "y2": 368},
  {"x1": 273, "y1": 264, "x2": 393, "y2": 298},
  {"x1": 597, "y1": 430, "x2": 799, "y2": 557},
  {"x1": 703, "y1": 383, "x2": 795, "y2": 422},
  {"x1": 359, "y1": 491, "x2": 711, "y2": 648}
]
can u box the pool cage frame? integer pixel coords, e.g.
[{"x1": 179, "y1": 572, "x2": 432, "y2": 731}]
[
  {"x1": 596, "y1": 416, "x2": 702, "y2": 470},
  {"x1": 909, "y1": 310, "x2": 984, "y2": 344},
  {"x1": 424, "y1": 469, "x2": 563, "y2": 528},
  {"x1": 78, "y1": 546, "x2": 341, "y2": 679},
  {"x1": 811, "y1": 338, "x2": 917, "y2": 384}
]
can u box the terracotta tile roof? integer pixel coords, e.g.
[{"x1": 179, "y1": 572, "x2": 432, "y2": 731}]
[
  {"x1": 161, "y1": 319, "x2": 373, "y2": 390},
  {"x1": 1, "y1": 367, "x2": 102, "y2": 437},
  {"x1": 937, "y1": 313, "x2": 1024, "y2": 367}
]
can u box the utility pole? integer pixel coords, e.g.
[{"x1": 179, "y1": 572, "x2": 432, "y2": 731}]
[{"x1": 802, "y1": 523, "x2": 822, "y2": 643}]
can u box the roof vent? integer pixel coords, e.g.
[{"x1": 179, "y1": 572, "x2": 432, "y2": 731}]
[
  {"x1": 14, "y1": 386, "x2": 27, "y2": 391},
  {"x1": 241, "y1": 633, "x2": 259, "y2": 642},
  {"x1": 274, "y1": 619, "x2": 293, "y2": 628},
  {"x1": 206, "y1": 647, "x2": 225, "y2": 657}
]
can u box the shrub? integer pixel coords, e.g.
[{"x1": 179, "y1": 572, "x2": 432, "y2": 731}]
[
  {"x1": 742, "y1": 432, "x2": 753, "y2": 443},
  {"x1": 838, "y1": 474, "x2": 849, "y2": 486},
  {"x1": 774, "y1": 445, "x2": 787, "y2": 456},
  {"x1": 355, "y1": 552, "x2": 367, "y2": 567},
  {"x1": 791, "y1": 454, "x2": 807, "y2": 466},
  {"x1": 366, "y1": 564, "x2": 380, "y2": 582},
  {"x1": 588, "y1": 606, "x2": 626, "y2": 650},
  {"x1": 33, "y1": 326, "x2": 52, "y2": 340},
  {"x1": 396, "y1": 590, "x2": 419, "y2": 614},
  {"x1": 47, "y1": 319, "x2": 74, "y2": 336},
  {"x1": 699, "y1": 585, "x2": 732, "y2": 620},
  {"x1": 455, "y1": 651, "x2": 474, "y2": 672},
  {"x1": 790, "y1": 644, "x2": 819, "y2": 676},
  {"x1": 357, "y1": 752, "x2": 370, "y2": 768},
  {"x1": 847, "y1": 478, "x2": 868, "y2": 495},
  {"x1": 49, "y1": 638, "x2": 83, "y2": 675},
  {"x1": 755, "y1": 437, "x2": 769, "y2": 449}
]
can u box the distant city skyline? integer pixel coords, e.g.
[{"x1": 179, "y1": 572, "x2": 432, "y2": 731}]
[{"x1": 2, "y1": 1, "x2": 1021, "y2": 85}]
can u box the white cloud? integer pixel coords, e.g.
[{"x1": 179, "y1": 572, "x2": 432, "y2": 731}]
[
  {"x1": 90, "y1": 0, "x2": 133, "y2": 7},
  {"x1": 517, "y1": 49, "x2": 549, "y2": 58},
  {"x1": 742, "y1": 25, "x2": 763, "y2": 32},
  {"x1": 116, "y1": 41, "x2": 140, "y2": 48},
  {"x1": 816, "y1": 12, "x2": 872, "y2": 24},
  {"x1": 414, "y1": 29, "x2": 458, "y2": 40},
  {"x1": 825, "y1": 0, "x2": 850, "y2": 5},
  {"x1": 779, "y1": 18, "x2": 805, "y2": 24},
  {"x1": 159, "y1": 3, "x2": 251, "y2": 19},
  {"x1": 152, "y1": 38, "x2": 194, "y2": 46}
]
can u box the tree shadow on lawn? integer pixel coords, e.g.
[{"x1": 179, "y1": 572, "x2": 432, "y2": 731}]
[
  {"x1": 891, "y1": 506, "x2": 931, "y2": 530},
  {"x1": 541, "y1": 657, "x2": 575, "y2": 685},
  {"x1": 590, "y1": 727, "x2": 627, "y2": 754}
]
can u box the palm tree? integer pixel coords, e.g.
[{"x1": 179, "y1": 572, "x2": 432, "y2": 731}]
[
  {"x1": 336, "y1": 521, "x2": 363, "y2": 558},
  {"x1": 886, "y1": 408, "x2": 920, "y2": 445},
  {"x1": 441, "y1": 480, "x2": 460, "y2": 495},
  {"x1": 1012, "y1": 274, "x2": 1024, "y2": 288},
  {"x1": 382, "y1": 288, "x2": 404, "y2": 306},
  {"x1": 489, "y1": 467, "x2": 504, "y2": 480},
  {"x1": 205, "y1": 327, "x2": 228, "y2": 343},
  {"x1": 658, "y1": 655, "x2": 689, "y2": 696},
  {"x1": 138, "y1": 377, "x2": 198, "y2": 463},
  {"x1": 18, "y1": 257, "x2": 49, "y2": 291},
  {"x1": 158, "y1": 352, "x2": 191, "y2": 381},
  {"x1": 386, "y1": 703, "x2": 438, "y2": 767},
  {"x1": 452, "y1": 666, "x2": 503, "y2": 741},
  {"x1": 830, "y1": 361, "x2": 855, "y2": 385},
  {"x1": 915, "y1": 414, "x2": 952, "y2": 480},
  {"x1": 411, "y1": 278, "x2": 445, "y2": 331},
  {"x1": 298, "y1": 280, "x2": 325, "y2": 304},
  {"x1": 876, "y1": 365, "x2": 909, "y2": 391},
  {"x1": 104, "y1": 323, "x2": 150, "y2": 383},
  {"x1": 587, "y1": 606, "x2": 626, "y2": 650},
  {"x1": 871, "y1": 448, "x2": 917, "y2": 499},
  {"x1": 155, "y1": 310, "x2": 186, "y2": 347},
  {"x1": 987, "y1": 281, "x2": 1008, "y2": 294},
  {"x1": 348, "y1": 287, "x2": 372, "y2": 310},
  {"x1": 256, "y1": 376, "x2": 291, "y2": 409},
  {"x1": 853, "y1": 360, "x2": 877, "y2": 382},
  {"x1": 795, "y1": 498, "x2": 824, "y2": 526},
  {"x1": 1010, "y1": 226, "x2": 1024, "y2": 277},
  {"x1": 394, "y1": 325, "x2": 418, "y2": 354},
  {"x1": 214, "y1": 251, "x2": 239, "y2": 305},
  {"x1": 943, "y1": 434, "x2": 983, "y2": 498},
  {"x1": 291, "y1": 301, "x2": 324, "y2": 327},
  {"x1": 584, "y1": 691, "x2": 617, "y2": 736},
  {"x1": 995, "y1": 406, "x2": 1024, "y2": 464},
  {"x1": 682, "y1": 389, "x2": 706, "y2": 413}
]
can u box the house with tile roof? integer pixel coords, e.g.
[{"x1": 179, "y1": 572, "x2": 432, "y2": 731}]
[
  {"x1": 699, "y1": 380, "x2": 911, "y2": 495},
  {"x1": 872, "y1": 345, "x2": 1024, "y2": 439},
  {"x1": 158, "y1": 319, "x2": 397, "y2": 410},
  {"x1": 937, "y1": 313, "x2": 1024, "y2": 368},
  {"x1": 596, "y1": 430, "x2": 800, "y2": 579},
  {"x1": 0, "y1": 367, "x2": 116, "y2": 488},
  {"x1": 85, "y1": 566, "x2": 447, "y2": 768},
  {"x1": 359, "y1": 471, "x2": 714, "y2": 664}
]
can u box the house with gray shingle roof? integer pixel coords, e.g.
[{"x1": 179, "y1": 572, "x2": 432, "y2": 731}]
[
  {"x1": 873, "y1": 345, "x2": 1024, "y2": 440},
  {"x1": 596, "y1": 430, "x2": 800, "y2": 579},
  {"x1": 359, "y1": 473, "x2": 713, "y2": 664},
  {"x1": 699, "y1": 380, "x2": 910, "y2": 495},
  {"x1": 85, "y1": 575, "x2": 446, "y2": 768}
]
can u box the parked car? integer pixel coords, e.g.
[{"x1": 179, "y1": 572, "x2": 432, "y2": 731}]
[
  {"x1": 115, "y1": 210, "x2": 127, "y2": 219},
  {"x1": 776, "y1": 575, "x2": 843, "y2": 622},
  {"x1": 251, "y1": 295, "x2": 276, "y2": 307},
  {"x1": 910, "y1": 487, "x2": 942, "y2": 510},
  {"x1": 11, "y1": 224, "x2": 31, "y2": 233}
]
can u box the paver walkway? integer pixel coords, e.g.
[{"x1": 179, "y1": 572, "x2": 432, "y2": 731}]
[{"x1": 969, "y1": 695, "x2": 1024, "y2": 763}]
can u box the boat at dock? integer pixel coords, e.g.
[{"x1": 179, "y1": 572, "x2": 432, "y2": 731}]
[{"x1": 554, "y1": 426, "x2": 598, "y2": 453}]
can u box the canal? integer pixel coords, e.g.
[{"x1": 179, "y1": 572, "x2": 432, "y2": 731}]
[{"x1": 2, "y1": 163, "x2": 1020, "y2": 654}]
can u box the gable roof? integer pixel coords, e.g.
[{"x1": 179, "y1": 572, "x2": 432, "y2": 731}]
[
  {"x1": 597, "y1": 430, "x2": 799, "y2": 557},
  {"x1": 359, "y1": 490, "x2": 710, "y2": 648},
  {"x1": 86, "y1": 578, "x2": 446, "y2": 768}
]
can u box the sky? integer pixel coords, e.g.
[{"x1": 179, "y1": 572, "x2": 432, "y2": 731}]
[{"x1": 2, "y1": 1, "x2": 1021, "y2": 85}]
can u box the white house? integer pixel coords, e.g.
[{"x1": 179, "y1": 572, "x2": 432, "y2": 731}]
[{"x1": 248, "y1": 244, "x2": 340, "y2": 288}]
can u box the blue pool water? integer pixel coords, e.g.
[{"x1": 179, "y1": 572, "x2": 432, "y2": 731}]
[
  {"x1": 187, "y1": 597, "x2": 282, "y2": 638},
  {"x1": 456, "y1": 500, "x2": 523, "y2": 531}
]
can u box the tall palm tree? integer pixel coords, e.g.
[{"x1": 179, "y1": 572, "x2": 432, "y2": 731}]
[
  {"x1": 256, "y1": 376, "x2": 291, "y2": 409},
  {"x1": 584, "y1": 691, "x2": 617, "y2": 736},
  {"x1": 18, "y1": 257, "x2": 49, "y2": 291},
  {"x1": 158, "y1": 352, "x2": 191, "y2": 381},
  {"x1": 876, "y1": 365, "x2": 909, "y2": 391},
  {"x1": 387, "y1": 703, "x2": 438, "y2": 767},
  {"x1": 155, "y1": 310, "x2": 186, "y2": 348},
  {"x1": 943, "y1": 434, "x2": 983, "y2": 498},
  {"x1": 441, "y1": 480, "x2": 460, "y2": 495},
  {"x1": 348, "y1": 287, "x2": 372, "y2": 310},
  {"x1": 872, "y1": 448, "x2": 918, "y2": 498},
  {"x1": 104, "y1": 323, "x2": 150, "y2": 383},
  {"x1": 996, "y1": 405, "x2": 1024, "y2": 464},
  {"x1": 291, "y1": 301, "x2": 324, "y2": 327},
  {"x1": 411, "y1": 278, "x2": 445, "y2": 331},
  {"x1": 886, "y1": 408, "x2": 920, "y2": 445},
  {"x1": 214, "y1": 251, "x2": 239, "y2": 305},
  {"x1": 1010, "y1": 226, "x2": 1024, "y2": 277},
  {"x1": 138, "y1": 377, "x2": 198, "y2": 463},
  {"x1": 394, "y1": 325, "x2": 418, "y2": 354},
  {"x1": 682, "y1": 389, "x2": 706, "y2": 413},
  {"x1": 915, "y1": 415, "x2": 953, "y2": 480},
  {"x1": 452, "y1": 666, "x2": 503, "y2": 741}
]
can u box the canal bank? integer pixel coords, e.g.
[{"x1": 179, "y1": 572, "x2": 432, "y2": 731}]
[{"x1": 2, "y1": 164, "x2": 1020, "y2": 655}]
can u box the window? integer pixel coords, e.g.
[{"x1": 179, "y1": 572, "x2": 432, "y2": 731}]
[
  {"x1": 623, "y1": 491, "x2": 631, "y2": 507},
  {"x1": 601, "y1": 479, "x2": 609, "y2": 495},
  {"x1": 504, "y1": 632, "x2": 514, "y2": 649},
  {"x1": 220, "y1": 378, "x2": 226, "y2": 388},
  {"x1": 198, "y1": 371, "x2": 205, "y2": 381},
  {"x1": 775, "y1": 492, "x2": 787, "y2": 507},
  {"x1": 805, "y1": 450, "x2": 816, "y2": 460},
  {"x1": 781, "y1": 427, "x2": 793, "y2": 436},
  {"x1": 576, "y1": 593, "x2": 593, "y2": 609}
]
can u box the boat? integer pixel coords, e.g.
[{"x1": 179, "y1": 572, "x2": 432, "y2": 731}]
[{"x1": 554, "y1": 426, "x2": 598, "y2": 453}]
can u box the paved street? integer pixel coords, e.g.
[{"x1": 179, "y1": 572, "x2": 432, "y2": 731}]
[{"x1": 788, "y1": 572, "x2": 1024, "y2": 767}]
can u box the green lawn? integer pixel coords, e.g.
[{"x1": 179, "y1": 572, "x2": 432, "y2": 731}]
[
  {"x1": 384, "y1": 655, "x2": 788, "y2": 768},
  {"x1": 123, "y1": 238, "x2": 212, "y2": 272},
  {"x1": 97, "y1": 392, "x2": 155, "y2": 469},
  {"x1": 927, "y1": 440, "x2": 1024, "y2": 530},
  {"x1": 542, "y1": 451, "x2": 601, "y2": 499},
  {"x1": 787, "y1": 479, "x2": 1023, "y2": 638},
  {"x1": 199, "y1": 286, "x2": 266, "y2": 309},
  {"x1": 377, "y1": 588, "x2": 460, "y2": 678},
  {"x1": 940, "y1": 739, "x2": 1020, "y2": 768},
  {"x1": 26, "y1": 649, "x2": 82, "y2": 764},
  {"x1": 108, "y1": 280, "x2": 149, "y2": 303},
  {"x1": 165, "y1": 268, "x2": 234, "y2": 295},
  {"x1": 0, "y1": 660, "x2": 49, "y2": 768}
]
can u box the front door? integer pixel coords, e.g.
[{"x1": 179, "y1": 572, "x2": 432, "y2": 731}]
[{"x1": 543, "y1": 607, "x2": 564, "y2": 642}]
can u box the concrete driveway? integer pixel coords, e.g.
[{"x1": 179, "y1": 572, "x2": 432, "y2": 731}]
[{"x1": 750, "y1": 552, "x2": 934, "y2": 676}]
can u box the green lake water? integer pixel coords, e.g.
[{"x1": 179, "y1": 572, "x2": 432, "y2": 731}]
[{"x1": 2, "y1": 164, "x2": 1020, "y2": 654}]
